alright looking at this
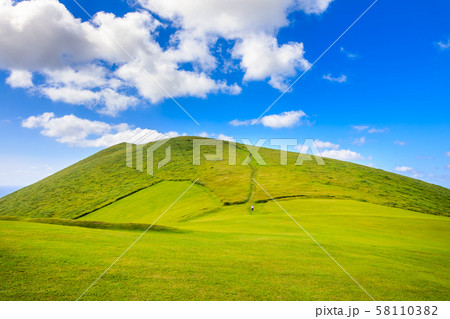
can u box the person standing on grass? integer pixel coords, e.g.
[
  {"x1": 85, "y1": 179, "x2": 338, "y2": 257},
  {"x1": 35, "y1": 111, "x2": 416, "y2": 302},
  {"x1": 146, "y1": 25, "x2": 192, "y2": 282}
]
[{"x1": 251, "y1": 205, "x2": 254, "y2": 211}]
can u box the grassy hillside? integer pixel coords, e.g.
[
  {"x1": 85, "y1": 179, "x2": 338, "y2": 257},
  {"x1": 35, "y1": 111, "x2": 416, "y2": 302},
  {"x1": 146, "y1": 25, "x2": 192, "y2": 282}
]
[
  {"x1": 0, "y1": 136, "x2": 449, "y2": 219},
  {"x1": 82, "y1": 181, "x2": 220, "y2": 224},
  {"x1": 1, "y1": 196, "x2": 448, "y2": 300},
  {"x1": 1, "y1": 137, "x2": 449, "y2": 301}
]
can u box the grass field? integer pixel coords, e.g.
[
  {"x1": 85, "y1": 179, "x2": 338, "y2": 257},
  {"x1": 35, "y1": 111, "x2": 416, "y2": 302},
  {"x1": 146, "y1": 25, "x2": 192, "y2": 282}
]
[
  {"x1": 0, "y1": 137, "x2": 449, "y2": 301},
  {"x1": 1, "y1": 181, "x2": 449, "y2": 300}
]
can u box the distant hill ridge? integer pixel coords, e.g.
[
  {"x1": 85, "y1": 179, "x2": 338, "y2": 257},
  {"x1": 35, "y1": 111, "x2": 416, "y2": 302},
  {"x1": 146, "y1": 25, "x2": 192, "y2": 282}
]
[{"x1": 0, "y1": 136, "x2": 448, "y2": 219}]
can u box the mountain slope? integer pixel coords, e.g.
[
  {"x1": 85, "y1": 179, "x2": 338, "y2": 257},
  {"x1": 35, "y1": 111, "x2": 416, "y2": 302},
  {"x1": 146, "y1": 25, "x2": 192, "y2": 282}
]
[{"x1": 0, "y1": 136, "x2": 448, "y2": 218}]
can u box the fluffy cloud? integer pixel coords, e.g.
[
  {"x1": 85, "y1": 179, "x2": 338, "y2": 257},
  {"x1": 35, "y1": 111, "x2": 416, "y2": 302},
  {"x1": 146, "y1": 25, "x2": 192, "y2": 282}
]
[
  {"x1": 395, "y1": 166, "x2": 413, "y2": 172},
  {"x1": 323, "y1": 74, "x2": 347, "y2": 83},
  {"x1": 321, "y1": 149, "x2": 364, "y2": 161},
  {"x1": 233, "y1": 34, "x2": 310, "y2": 90},
  {"x1": 1, "y1": 0, "x2": 335, "y2": 115},
  {"x1": 260, "y1": 110, "x2": 306, "y2": 128},
  {"x1": 394, "y1": 140, "x2": 406, "y2": 146},
  {"x1": 0, "y1": 0, "x2": 241, "y2": 115},
  {"x1": 6, "y1": 70, "x2": 33, "y2": 88},
  {"x1": 313, "y1": 139, "x2": 339, "y2": 150},
  {"x1": 295, "y1": 139, "x2": 364, "y2": 162},
  {"x1": 230, "y1": 110, "x2": 306, "y2": 128},
  {"x1": 446, "y1": 151, "x2": 450, "y2": 157},
  {"x1": 139, "y1": 0, "x2": 333, "y2": 90},
  {"x1": 22, "y1": 112, "x2": 179, "y2": 147},
  {"x1": 138, "y1": 0, "x2": 333, "y2": 37}
]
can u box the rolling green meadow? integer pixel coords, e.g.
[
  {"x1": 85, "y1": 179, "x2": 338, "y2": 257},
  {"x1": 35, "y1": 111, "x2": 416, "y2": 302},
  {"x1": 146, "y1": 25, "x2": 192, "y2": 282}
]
[{"x1": 0, "y1": 137, "x2": 449, "y2": 300}]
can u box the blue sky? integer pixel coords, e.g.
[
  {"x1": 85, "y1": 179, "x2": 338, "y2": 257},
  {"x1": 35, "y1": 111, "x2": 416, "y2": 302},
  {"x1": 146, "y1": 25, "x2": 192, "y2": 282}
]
[{"x1": 0, "y1": 0, "x2": 449, "y2": 192}]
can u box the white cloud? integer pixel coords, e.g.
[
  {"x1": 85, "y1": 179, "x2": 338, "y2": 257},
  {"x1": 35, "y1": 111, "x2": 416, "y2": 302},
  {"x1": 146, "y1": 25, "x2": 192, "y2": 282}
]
[
  {"x1": 22, "y1": 112, "x2": 179, "y2": 147},
  {"x1": 230, "y1": 110, "x2": 306, "y2": 128},
  {"x1": 340, "y1": 47, "x2": 358, "y2": 59},
  {"x1": 229, "y1": 119, "x2": 253, "y2": 126},
  {"x1": 196, "y1": 132, "x2": 234, "y2": 141},
  {"x1": 437, "y1": 38, "x2": 450, "y2": 50},
  {"x1": 295, "y1": 138, "x2": 366, "y2": 162},
  {"x1": 0, "y1": 0, "x2": 335, "y2": 115},
  {"x1": 0, "y1": 0, "x2": 241, "y2": 115},
  {"x1": 395, "y1": 166, "x2": 413, "y2": 172},
  {"x1": 368, "y1": 127, "x2": 388, "y2": 133},
  {"x1": 233, "y1": 34, "x2": 310, "y2": 90},
  {"x1": 40, "y1": 87, "x2": 139, "y2": 116},
  {"x1": 198, "y1": 132, "x2": 210, "y2": 138},
  {"x1": 352, "y1": 136, "x2": 366, "y2": 146},
  {"x1": 321, "y1": 149, "x2": 364, "y2": 161},
  {"x1": 446, "y1": 151, "x2": 450, "y2": 157},
  {"x1": 138, "y1": 0, "x2": 333, "y2": 37},
  {"x1": 295, "y1": 139, "x2": 339, "y2": 153},
  {"x1": 352, "y1": 125, "x2": 389, "y2": 134},
  {"x1": 137, "y1": 0, "x2": 333, "y2": 91},
  {"x1": 352, "y1": 125, "x2": 369, "y2": 131},
  {"x1": 323, "y1": 74, "x2": 347, "y2": 83},
  {"x1": 5, "y1": 70, "x2": 33, "y2": 88},
  {"x1": 260, "y1": 110, "x2": 306, "y2": 128},
  {"x1": 313, "y1": 139, "x2": 339, "y2": 150},
  {"x1": 217, "y1": 134, "x2": 234, "y2": 142},
  {"x1": 394, "y1": 140, "x2": 406, "y2": 146}
]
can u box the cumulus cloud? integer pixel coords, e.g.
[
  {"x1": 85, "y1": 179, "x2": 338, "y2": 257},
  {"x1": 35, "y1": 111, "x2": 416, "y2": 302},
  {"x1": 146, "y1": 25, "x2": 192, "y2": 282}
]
[
  {"x1": 395, "y1": 166, "x2": 413, "y2": 172},
  {"x1": 233, "y1": 34, "x2": 310, "y2": 90},
  {"x1": 394, "y1": 140, "x2": 406, "y2": 146},
  {"x1": 22, "y1": 112, "x2": 179, "y2": 147},
  {"x1": 230, "y1": 110, "x2": 306, "y2": 128},
  {"x1": 295, "y1": 139, "x2": 364, "y2": 162},
  {"x1": 138, "y1": 0, "x2": 333, "y2": 37},
  {"x1": 323, "y1": 74, "x2": 347, "y2": 83},
  {"x1": 321, "y1": 149, "x2": 364, "y2": 161},
  {"x1": 446, "y1": 151, "x2": 450, "y2": 157},
  {"x1": 0, "y1": 0, "x2": 242, "y2": 115},
  {"x1": 313, "y1": 139, "x2": 339, "y2": 150},
  {"x1": 0, "y1": 0, "x2": 335, "y2": 115},
  {"x1": 260, "y1": 110, "x2": 306, "y2": 128},
  {"x1": 139, "y1": 0, "x2": 333, "y2": 90},
  {"x1": 6, "y1": 70, "x2": 33, "y2": 88},
  {"x1": 217, "y1": 134, "x2": 234, "y2": 142}
]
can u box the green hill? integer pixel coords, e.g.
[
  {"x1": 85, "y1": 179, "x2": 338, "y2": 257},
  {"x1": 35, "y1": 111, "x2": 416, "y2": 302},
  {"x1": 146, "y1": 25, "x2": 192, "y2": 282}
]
[
  {"x1": 1, "y1": 136, "x2": 449, "y2": 300},
  {"x1": 0, "y1": 136, "x2": 448, "y2": 219}
]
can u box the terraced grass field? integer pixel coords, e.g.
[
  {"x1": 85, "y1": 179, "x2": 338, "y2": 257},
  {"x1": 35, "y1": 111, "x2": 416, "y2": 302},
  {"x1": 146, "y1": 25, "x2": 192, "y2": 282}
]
[{"x1": 0, "y1": 137, "x2": 449, "y2": 300}]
